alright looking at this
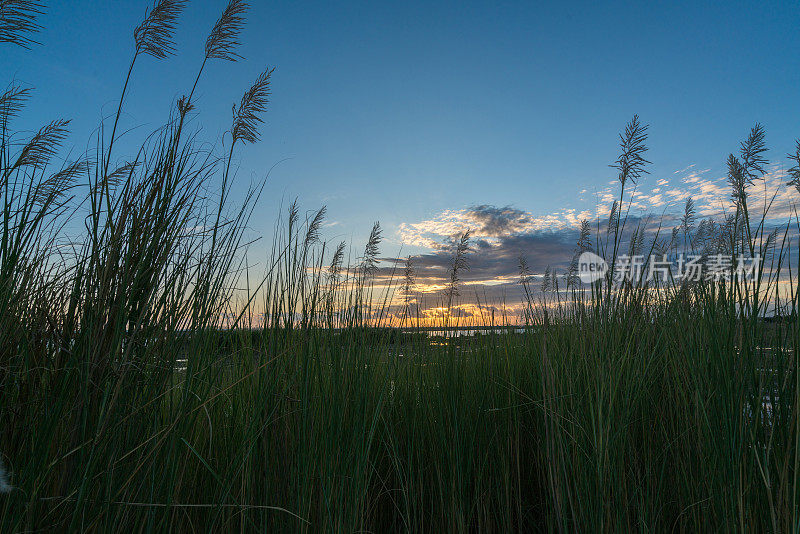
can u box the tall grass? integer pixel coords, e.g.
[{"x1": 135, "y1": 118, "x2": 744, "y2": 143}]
[{"x1": 2, "y1": 3, "x2": 800, "y2": 532}]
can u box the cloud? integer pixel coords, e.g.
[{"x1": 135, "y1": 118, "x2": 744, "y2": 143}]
[
  {"x1": 398, "y1": 204, "x2": 588, "y2": 252},
  {"x1": 588, "y1": 165, "x2": 798, "y2": 223},
  {"x1": 466, "y1": 205, "x2": 535, "y2": 236},
  {"x1": 385, "y1": 162, "x2": 800, "y2": 322},
  {"x1": 389, "y1": 228, "x2": 576, "y2": 282},
  {"x1": 386, "y1": 207, "x2": 582, "y2": 315}
]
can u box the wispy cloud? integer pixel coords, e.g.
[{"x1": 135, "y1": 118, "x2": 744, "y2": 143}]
[{"x1": 586, "y1": 165, "x2": 797, "y2": 226}]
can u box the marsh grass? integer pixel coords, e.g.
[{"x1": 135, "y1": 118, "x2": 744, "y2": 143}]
[{"x1": 2, "y1": 3, "x2": 800, "y2": 532}]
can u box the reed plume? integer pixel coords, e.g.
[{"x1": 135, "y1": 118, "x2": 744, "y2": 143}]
[
  {"x1": 171, "y1": 0, "x2": 249, "y2": 135},
  {"x1": 739, "y1": 122, "x2": 768, "y2": 183},
  {"x1": 402, "y1": 256, "x2": 415, "y2": 297},
  {"x1": 727, "y1": 153, "x2": 748, "y2": 204},
  {"x1": 402, "y1": 255, "x2": 414, "y2": 297},
  {"x1": 14, "y1": 119, "x2": 69, "y2": 170},
  {"x1": 328, "y1": 241, "x2": 346, "y2": 278},
  {"x1": 606, "y1": 200, "x2": 619, "y2": 236},
  {"x1": 361, "y1": 222, "x2": 382, "y2": 276},
  {"x1": 232, "y1": 68, "x2": 274, "y2": 145},
  {"x1": 518, "y1": 256, "x2": 531, "y2": 282},
  {"x1": 0, "y1": 0, "x2": 43, "y2": 49},
  {"x1": 567, "y1": 256, "x2": 579, "y2": 290},
  {"x1": 607, "y1": 116, "x2": 650, "y2": 284},
  {"x1": 304, "y1": 206, "x2": 326, "y2": 246},
  {"x1": 133, "y1": 0, "x2": 187, "y2": 59},
  {"x1": 681, "y1": 197, "x2": 696, "y2": 233},
  {"x1": 287, "y1": 199, "x2": 299, "y2": 231},
  {"x1": 670, "y1": 225, "x2": 679, "y2": 249},
  {"x1": 106, "y1": 0, "x2": 187, "y2": 179},
  {"x1": 541, "y1": 266, "x2": 551, "y2": 293},
  {"x1": 0, "y1": 84, "x2": 32, "y2": 124},
  {"x1": 612, "y1": 114, "x2": 650, "y2": 188},
  {"x1": 567, "y1": 220, "x2": 592, "y2": 288},
  {"x1": 32, "y1": 158, "x2": 85, "y2": 210},
  {"x1": 787, "y1": 139, "x2": 800, "y2": 194},
  {"x1": 399, "y1": 256, "x2": 415, "y2": 324},
  {"x1": 205, "y1": 0, "x2": 248, "y2": 61},
  {"x1": 577, "y1": 219, "x2": 591, "y2": 252},
  {"x1": 445, "y1": 229, "x2": 470, "y2": 303},
  {"x1": 728, "y1": 125, "x2": 768, "y2": 203}
]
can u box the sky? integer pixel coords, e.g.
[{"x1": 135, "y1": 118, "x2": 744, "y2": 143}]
[{"x1": 3, "y1": 0, "x2": 800, "y2": 320}]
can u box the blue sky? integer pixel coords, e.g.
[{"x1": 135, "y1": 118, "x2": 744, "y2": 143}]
[{"x1": 3, "y1": 0, "x2": 800, "y2": 279}]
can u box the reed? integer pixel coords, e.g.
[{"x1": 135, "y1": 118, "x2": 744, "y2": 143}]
[{"x1": 1, "y1": 3, "x2": 800, "y2": 532}]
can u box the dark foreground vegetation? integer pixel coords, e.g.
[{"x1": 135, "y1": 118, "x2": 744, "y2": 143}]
[{"x1": 2, "y1": 1, "x2": 800, "y2": 531}]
